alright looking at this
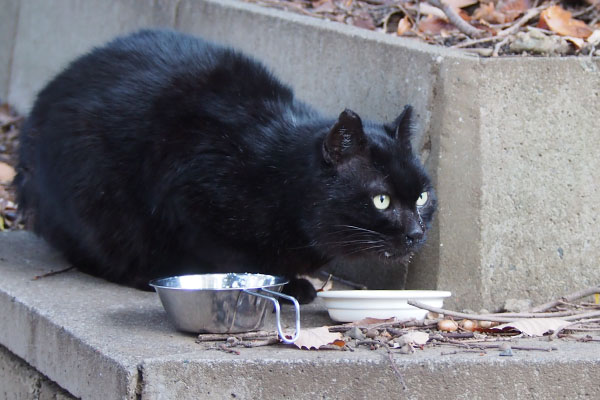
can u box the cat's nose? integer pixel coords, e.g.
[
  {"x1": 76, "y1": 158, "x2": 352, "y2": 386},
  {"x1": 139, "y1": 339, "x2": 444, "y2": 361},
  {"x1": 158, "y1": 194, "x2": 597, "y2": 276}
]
[{"x1": 405, "y1": 224, "x2": 424, "y2": 245}]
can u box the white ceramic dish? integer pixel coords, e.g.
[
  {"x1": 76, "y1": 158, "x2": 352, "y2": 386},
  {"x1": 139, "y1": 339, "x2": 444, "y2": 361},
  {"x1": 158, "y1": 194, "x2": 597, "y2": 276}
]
[{"x1": 317, "y1": 290, "x2": 452, "y2": 322}]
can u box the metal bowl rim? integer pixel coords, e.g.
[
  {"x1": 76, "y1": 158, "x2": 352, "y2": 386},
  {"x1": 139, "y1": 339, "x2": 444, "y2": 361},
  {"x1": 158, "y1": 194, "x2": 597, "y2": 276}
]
[{"x1": 148, "y1": 273, "x2": 289, "y2": 291}]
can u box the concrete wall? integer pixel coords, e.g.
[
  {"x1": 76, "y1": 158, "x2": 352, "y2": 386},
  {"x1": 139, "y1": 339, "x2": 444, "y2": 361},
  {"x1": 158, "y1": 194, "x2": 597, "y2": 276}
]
[{"x1": 0, "y1": 0, "x2": 599, "y2": 310}]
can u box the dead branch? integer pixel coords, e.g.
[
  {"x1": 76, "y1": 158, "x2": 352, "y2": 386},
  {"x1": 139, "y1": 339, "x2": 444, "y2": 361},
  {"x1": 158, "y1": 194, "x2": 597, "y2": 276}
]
[
  {"x1": 428, "y1": 0, "x2": 486, "y2": 38},
  {"x1": 32, "y1": 266, "x2": 75, "y2": 280},
  {"x1": 407, "y1": 300, "x2": 516, "y2": 322},
  {"x1": 531, "y1": 286, "x2": 600, "y2": 313},
  {"x1": 196, "y1": 330, "x2": 278, "y2": 342}
]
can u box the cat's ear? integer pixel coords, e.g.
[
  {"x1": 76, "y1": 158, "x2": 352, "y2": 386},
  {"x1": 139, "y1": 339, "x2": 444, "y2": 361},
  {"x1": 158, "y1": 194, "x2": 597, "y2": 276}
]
[
  {"x1": 323, "y1": 109, "x2": 367, "y2": 165},
  {"x1": 386, "y1": 105, "x2": 414, "y2": 152}
]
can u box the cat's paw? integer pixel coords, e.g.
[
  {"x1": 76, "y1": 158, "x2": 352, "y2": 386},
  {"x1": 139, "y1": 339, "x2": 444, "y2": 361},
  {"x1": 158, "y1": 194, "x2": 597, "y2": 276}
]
[{"x1": 282, "y1": 278, "x2": 317, "y2": 304}]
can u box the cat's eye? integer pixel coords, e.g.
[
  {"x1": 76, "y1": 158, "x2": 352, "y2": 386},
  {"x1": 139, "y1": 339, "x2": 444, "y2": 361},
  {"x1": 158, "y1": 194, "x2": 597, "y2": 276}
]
[
  {"x1": 416, "y1": 192, "x2": 428, "y2": 207},
  {"x1": 372, "y1": 194, "x2": 391, "y2": 210}
]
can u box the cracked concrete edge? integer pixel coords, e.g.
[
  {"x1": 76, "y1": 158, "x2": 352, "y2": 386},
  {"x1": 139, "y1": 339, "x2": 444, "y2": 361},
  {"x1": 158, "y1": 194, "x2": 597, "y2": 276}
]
[{"x1": 0, "y1": 288, "x2": 139, "y2": 400}]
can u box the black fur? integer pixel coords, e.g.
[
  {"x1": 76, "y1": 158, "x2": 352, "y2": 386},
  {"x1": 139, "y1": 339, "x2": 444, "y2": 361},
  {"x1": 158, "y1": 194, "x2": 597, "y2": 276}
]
[{"x1": 15, "y1": 29, "x2": 436, "y2": 303}]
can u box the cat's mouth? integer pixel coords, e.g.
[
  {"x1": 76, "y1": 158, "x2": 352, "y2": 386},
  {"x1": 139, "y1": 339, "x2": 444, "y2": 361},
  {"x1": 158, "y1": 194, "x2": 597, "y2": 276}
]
[{"x1": 382, "y1": 250, "x2": 415, "y2": 264}]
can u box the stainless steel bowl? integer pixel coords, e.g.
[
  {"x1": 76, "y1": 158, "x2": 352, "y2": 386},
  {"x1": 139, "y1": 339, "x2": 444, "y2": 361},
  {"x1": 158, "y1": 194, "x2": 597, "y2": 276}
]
[{"x1": 149, "y1": 273, "x2": 300, "y2": 343}]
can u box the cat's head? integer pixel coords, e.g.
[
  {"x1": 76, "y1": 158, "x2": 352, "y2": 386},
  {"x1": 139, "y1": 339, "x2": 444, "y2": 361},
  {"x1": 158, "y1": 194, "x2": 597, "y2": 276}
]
[{"x1": 312, "y1": 106, "x2": 436, "y2": 264}]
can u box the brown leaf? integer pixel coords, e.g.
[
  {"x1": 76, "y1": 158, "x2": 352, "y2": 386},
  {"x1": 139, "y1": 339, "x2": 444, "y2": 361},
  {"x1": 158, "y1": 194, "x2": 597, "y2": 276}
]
[
  {"x1": 331, "y1": 339, "x2": 346, "y2": 347},
  {"x1": 397, "y1": 16, "x2": 412, "y2": 36},
  {"x1": 293, "y1": 327, "x2": 343, "y2": 350},
  {"x1": 538, "y1": 5, "x2": 594, "y2": 39},
  {"x1": 352, "y1": 11, "x2": 375, "y2": 30},
  {"x1": 496, "y1": 0, "x2": 530, "y2": 23},
  {"x1": 418, "y1": 15, "x2": 456, "y2": 35},
  {"x1": 490, "y1": 318, "x2": 570, "y2": 337},
  {"x1": 473, "y1": 2, "x2": 508, "y2": 24}
]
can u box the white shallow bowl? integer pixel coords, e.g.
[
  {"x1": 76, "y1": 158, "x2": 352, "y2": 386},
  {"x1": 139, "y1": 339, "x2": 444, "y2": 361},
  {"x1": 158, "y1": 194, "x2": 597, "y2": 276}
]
[{"x1": 317, "y1": 290, "x2": 452, "y2": 322}]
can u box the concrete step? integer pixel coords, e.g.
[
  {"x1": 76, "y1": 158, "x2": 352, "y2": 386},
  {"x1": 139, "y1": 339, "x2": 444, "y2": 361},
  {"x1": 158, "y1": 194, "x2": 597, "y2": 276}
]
[{"x1": 1, "y1": 231, "x2": 599, "y2": 399}]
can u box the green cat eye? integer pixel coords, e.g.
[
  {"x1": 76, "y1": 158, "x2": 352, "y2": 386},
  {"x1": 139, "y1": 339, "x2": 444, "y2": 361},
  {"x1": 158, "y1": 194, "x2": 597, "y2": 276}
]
[
  {"x1": 373, "y1": 194, "x2": 391, "y2": 210},
  {"x1": 416, "y1": 192, "x2": 428, "y2": 207}
]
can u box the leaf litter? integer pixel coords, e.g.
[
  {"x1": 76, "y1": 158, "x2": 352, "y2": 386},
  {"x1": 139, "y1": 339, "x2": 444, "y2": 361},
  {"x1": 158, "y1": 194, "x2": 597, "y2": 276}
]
[
  {"x1": 198, "y1": 284, "x2": 600, "y2": 354},
  {"x1": 243, "y1": 0, "x2": 600, "y2": 57},
  {"x1": 0, "y1": 103, "x2": 22, "y2": 231}
]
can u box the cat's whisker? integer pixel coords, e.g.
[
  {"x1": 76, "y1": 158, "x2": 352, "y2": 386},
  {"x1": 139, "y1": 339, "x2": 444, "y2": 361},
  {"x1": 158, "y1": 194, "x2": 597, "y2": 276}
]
[{"x1": 342, "y1": 244, "x2": 386, "y2": 257}]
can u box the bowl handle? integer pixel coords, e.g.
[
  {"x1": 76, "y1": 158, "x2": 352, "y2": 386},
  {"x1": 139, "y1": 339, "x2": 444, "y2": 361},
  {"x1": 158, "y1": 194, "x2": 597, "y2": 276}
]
[{"x1": 243, "y1": 289, "x2": 301, "y2": 344}]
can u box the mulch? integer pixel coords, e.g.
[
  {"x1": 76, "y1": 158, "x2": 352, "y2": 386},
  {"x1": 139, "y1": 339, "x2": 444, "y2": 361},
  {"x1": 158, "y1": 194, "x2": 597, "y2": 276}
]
[{"x1": 244, "y1": 0, "x2": 600, "y2": 56}]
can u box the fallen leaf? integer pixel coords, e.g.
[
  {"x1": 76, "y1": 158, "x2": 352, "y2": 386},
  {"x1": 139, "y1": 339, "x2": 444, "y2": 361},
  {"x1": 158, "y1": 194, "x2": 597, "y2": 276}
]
[
  {"x1": 331, "y1": 339, "x2": 346, "y2": 347},
  {"x1": 497, "y1": 0, "x2": 530, "y2": 23},
  {"x1": 565, "y1": 36, "x2": 585, "y2": 49},
  {"x1": 400, "y1": 331, "x2": 430, "y2": 346},
  {"x1": 0, "y1": 162, "x2": 15, "y2": 183},
  {"x1": 473, "y1": 2, "x2": 508, "y2": 24},
  {"x1": 538, "y1": 5, "x2": 594, "y2": 39},
  {"x1": 292, "y1": 327, "x2": 342, "y2": 350},
  {"x1": 490, "y1": 318, "x2": 570, "y2": 337},
  {"x1": 418, "y1": 15, "x2": 456, "y2": 35},
  {"x1": 352, "y1": 10, "x2": 375, "y2": 30},
  {"x1": 397, "y1": 16, "x2": 412, "y2": 36}
]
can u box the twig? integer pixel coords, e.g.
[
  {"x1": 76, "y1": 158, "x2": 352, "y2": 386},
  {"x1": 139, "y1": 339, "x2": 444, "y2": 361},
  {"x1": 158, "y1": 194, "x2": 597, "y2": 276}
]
[
  {"x1": 530, "y1": 286, "x2": 600, "y2": 313},
  {"x1": 409, "y1": 300, "x2": 600, "y2": 323},
  {"x1": 407, "y1": 300, "x2": 516, "y2": 322},
  {"x1": 32, "y1": 266, "x2": 75, "y2": 280},
  {"x1": 217, "y1": 343, "x2": 241, "y2": 355},
  {"x1": 328, "y1": 318, "x2": 437, "y2": 333},
  {"x1": 496, "y1": 5, "x2": 548, "y2": 38},
  {"x1": 196, "y1": 330, "x2": 278, "y2": 342},
  {"x1": 428, "y1": 0, "x2": 485, "y2": 38},
  {"x1": 492, "y1": 35, "x2": 511, "y2": 56},
  {"x1": 239, "y1": 338, "x2": 280, "y2": 347}
]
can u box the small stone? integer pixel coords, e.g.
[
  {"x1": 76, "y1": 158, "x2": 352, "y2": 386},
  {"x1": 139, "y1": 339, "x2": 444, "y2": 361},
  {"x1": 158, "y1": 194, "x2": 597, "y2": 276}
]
[
  {"x1": 365, "y1": 329, "x2": 378, "y2": 339},
  {"x1": 399, "y1": 343, "x2": 414, "y2": 354},
  {"x1": 344, "y1": 326, "x2": 366, "y2": 340}
]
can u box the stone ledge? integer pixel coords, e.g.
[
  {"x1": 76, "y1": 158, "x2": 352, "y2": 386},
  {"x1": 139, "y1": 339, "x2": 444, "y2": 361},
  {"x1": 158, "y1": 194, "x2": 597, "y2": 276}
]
[{"x1": 1, "y1": 231, "x2": 600, "y2": 399}]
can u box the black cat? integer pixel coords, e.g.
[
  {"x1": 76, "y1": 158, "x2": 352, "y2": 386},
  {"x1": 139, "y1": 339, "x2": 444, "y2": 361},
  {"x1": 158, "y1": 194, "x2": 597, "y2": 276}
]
[{"x1": 15, "y1": 29, "x2": 436, "y2": 303}]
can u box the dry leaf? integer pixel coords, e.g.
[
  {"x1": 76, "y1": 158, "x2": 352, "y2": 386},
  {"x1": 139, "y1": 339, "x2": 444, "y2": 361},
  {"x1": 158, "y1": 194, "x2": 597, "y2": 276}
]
[
  {"x1": 0, "y1": 162, "x2": 15, "y2": 183},
  {"x1": 418, "y1": 15, "x2": 456, "y2": 35},
  {"x1": 538, "y1": 5, "x2": 594, "y2": 39},
  {"x1": 397, "y1": 16, "x2": 412, "y2": 36},
  {"x1": 292, "y1": 327, "x2": 342, "y2": 350},
  {"x1": 497, "y1": 0, "x2": 530, "y2": 23},
  {"x1": 565, "y1": 36, "x2": 585, "y2": 49},
  {"x1": 400, "y1": 331, "x2": 429, "y2": 346},
  {"x1": 490, "y1": 318, "x2": 570, "y2": 336},
  {"x1": 352, "y1": 10, "x2": 375, "y2": 30},
  {"x1": 473, "y1": 2, "x2": 508, "y2": 24}
]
